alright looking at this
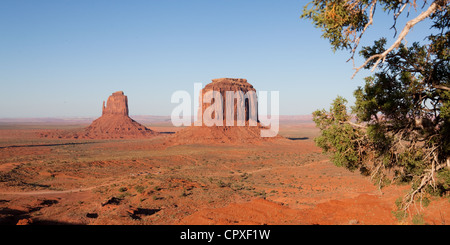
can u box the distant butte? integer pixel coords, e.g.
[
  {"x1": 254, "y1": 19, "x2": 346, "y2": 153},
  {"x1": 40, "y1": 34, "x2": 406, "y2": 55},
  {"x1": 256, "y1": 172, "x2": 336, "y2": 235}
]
[
  {"x1": 166, "y1": 78, "x2": 282, "y2": 145},
  {"x1": 84, "y1": 91, "x2": 156, "y2": 139},
  {"x1": 40, "y1": 91, "x2": 157, "y2": 139},
  {"x1": 199, "y1": 78, "x2": 258, "y2": 126}
]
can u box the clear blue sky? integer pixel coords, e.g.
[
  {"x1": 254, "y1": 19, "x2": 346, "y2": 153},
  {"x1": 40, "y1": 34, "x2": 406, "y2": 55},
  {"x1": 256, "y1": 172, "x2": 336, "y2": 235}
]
[{"x1": 0, "y1": 0, "x2": 434, "y2": 118}]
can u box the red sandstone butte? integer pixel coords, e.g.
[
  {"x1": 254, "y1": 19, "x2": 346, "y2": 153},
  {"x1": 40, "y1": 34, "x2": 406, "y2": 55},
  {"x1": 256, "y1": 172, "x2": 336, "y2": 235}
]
[
  {"x1": 198, "y1": 78, "x2": 258, "y2": 126},
  {"x1": 83, "y1": 91, "x2": 156, "y2": 139},
  {"x1": 167, "y1": 78, "x2": 282, "y2": 145},
  {"x1": 102, "y1": 91, "x2": 129, "y2": 116},
  {"x1": 41, "y1": 91, "x2": 156, "y2": 139}
]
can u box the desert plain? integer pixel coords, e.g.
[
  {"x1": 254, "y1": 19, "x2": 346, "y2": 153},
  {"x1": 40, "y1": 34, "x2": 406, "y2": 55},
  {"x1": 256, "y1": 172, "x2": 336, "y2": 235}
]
[{"x1": 1, "y1": 116, "x2": 449, "y2": 226}]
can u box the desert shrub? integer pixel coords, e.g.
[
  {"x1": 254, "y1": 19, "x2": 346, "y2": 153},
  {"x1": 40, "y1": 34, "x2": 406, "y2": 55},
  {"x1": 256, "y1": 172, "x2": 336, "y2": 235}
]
[
  {"x1": 217, "y1": 180, "x2": 231, "y2": 188},
  {"x1": 134, "y1": 185, "x2": 145, "y2": 194},
  {"x1": 412, "y1": 214, "x2": 425, "y2": 225}
]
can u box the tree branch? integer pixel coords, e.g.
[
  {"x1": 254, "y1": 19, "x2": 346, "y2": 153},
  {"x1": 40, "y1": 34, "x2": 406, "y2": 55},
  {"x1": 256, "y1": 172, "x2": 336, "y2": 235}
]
[
  {"x1": 433, "y1": 84, "x2": 450, "y2": 91},
  {"x1": 351, "y1": 1, "x2": 441, "y2": 79},
  {"x1": 347, "y1": 0, "x2": 377, "y2": 65},
  {"x1": 341, "y1": 120, "x2": 368, "y2": 129}
]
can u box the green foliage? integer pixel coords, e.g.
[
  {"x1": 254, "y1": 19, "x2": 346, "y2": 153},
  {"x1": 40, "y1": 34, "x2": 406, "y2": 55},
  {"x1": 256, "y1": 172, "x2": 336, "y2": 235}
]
[
  {"x1": 412, "y1": 214, "x2": 425, "y2": 225},
  {"x1": 392, "y1": 197, "x2": 408, "y2": 222},
  {"x1": 392, "y1": 209, "x2": 408, "y2": 222},
  {"x1": 305, "y1": 0, "x2": 450, "y2": 209},
  {"x1": 422, "y1": 197, "x2": 431, "y2": 208},
  {"x1": 300, "y1": 0, "x2": 368, "y2": 51},
  {"x1": 431, "y1": 168, "x2": 450, "y2": 196},
  {"x1": 313, "y1": 96, "x2": 365, "y2": 171}
]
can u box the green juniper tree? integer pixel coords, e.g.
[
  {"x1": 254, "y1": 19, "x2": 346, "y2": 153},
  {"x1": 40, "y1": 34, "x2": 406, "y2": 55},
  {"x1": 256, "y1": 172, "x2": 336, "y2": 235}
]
[{"x1": 302, "y1": 0, "x2": 449, "y2": 211}]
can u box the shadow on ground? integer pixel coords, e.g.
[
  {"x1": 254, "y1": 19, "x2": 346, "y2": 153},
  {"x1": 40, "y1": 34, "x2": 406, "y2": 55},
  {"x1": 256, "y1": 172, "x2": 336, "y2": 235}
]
[{"x1": 287, "y1": 137, "x2": 309, "y2": 141}]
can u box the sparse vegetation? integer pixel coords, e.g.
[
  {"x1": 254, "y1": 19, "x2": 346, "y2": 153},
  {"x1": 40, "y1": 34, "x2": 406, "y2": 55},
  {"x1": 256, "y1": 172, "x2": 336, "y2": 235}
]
[
  {"x1": 134, "y1": 185, "x2": 145, "y2": 194},
  {"x1": 412, "y1": 214, "x2": 425, "y2": 225},
  {"x1": 1, "y1": 122, "x2": 449, "y2": 225}
]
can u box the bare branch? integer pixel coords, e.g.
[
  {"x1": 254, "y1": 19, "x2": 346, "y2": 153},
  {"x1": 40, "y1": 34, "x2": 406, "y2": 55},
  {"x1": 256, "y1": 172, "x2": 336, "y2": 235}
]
[
  {"x1": 396, "y1": 2, "x2": 409, "y2": 19},
  {"x1": 433, "y1": 84, "x2": 450, "y2": 91},
  {"x1": 391, "y1": 1, "x2": 410, "y2": 37},
  {"x1": 347, "y1": 0, "x2": 377, "y2": 64},
  {"x1": 402, "y1": 150, "x2": 448, "y2": 211},
  {"x1": 351, "y1": 1, "x2": 441, "y2": 79},
  {"x1": 346, "y1": 120, "x2": 368, "y2": 129},
  {"x1": 339, "y1": 119, "x2": 368, "y2": 129}
]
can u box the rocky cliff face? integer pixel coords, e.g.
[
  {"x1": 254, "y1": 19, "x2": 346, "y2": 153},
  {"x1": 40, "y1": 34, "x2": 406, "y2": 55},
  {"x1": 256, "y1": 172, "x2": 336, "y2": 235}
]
[
  {"x1": 199, "y1": 78, "x2": 258, "y2": 126},
  {"x1": 167, "y1": 78, "x2": 280, "y2": 145},
  {"x1": 83, "y1": 91, "x2": 156, "y2": 138},
  {"x1": 102, "y1": 91, "x2": 129, "y2": 116}
]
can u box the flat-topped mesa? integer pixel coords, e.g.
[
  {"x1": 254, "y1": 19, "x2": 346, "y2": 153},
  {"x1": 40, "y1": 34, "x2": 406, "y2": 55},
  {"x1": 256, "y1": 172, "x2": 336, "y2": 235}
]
[
  {"x1": 166, "y1": 78, "x2": 282, "y2": 146},
  {"x1": 211, "y1": 78, "x2": 248, "y2": 84},
  {"x1": 102, "y1": 91, "x2": 129, "y2": 116},
  {"x1": 199, "y1": 78, "x2": 258, "y2": 126}
]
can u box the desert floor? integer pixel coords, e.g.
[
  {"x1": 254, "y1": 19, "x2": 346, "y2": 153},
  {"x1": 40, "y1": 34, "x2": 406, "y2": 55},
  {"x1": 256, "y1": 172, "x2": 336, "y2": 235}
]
[{"x1": 1, "y1": 122, "x2": 449, "y2": 225}]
